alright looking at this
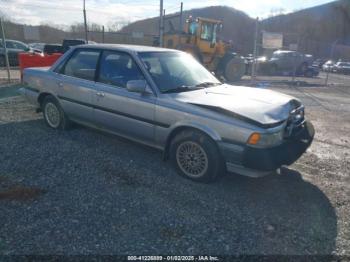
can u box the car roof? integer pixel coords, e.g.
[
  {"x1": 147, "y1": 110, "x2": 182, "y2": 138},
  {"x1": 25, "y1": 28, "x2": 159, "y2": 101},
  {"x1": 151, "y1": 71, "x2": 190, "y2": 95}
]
[
  {"x1": 6, "y1": 39, "x2": 26, "y2": 44},
  {"x1": 77, "y1": 44, "x2": 180, "y2": 53}
]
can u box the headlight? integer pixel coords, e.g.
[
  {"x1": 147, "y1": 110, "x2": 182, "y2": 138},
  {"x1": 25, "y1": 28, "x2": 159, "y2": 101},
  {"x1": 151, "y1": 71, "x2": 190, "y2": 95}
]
[{"x1": 247, "y1": 130, "x2": 284, "y2": 148}]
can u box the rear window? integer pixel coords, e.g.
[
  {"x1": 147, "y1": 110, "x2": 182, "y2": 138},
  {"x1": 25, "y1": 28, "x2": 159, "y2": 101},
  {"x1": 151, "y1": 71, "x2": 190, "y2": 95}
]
[{"x1": 62, "y1": 49, "x2": 100, "y2": 81}]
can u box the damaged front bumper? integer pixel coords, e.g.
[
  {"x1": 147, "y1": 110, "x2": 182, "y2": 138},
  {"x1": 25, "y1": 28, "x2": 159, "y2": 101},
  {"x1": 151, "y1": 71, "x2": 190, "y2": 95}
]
[{"x1": 219, "y1": 121, "x2": 315, "y2": 177}]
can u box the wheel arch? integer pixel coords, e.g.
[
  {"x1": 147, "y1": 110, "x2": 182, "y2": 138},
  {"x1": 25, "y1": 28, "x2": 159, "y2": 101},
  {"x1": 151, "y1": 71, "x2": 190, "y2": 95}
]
[
  {"x1": 38, "y1": 92, "x2": 61, "y2": 107},
  {"x1": 163, "y1": 123, "x2": 221, "y2": 160},
  {"x1": 37, "y1": 92, "x2": 62, "y2": 113}
]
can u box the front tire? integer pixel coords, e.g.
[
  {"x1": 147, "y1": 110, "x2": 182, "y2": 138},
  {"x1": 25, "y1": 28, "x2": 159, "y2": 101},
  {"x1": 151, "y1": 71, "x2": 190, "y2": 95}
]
[
  {"x1": 170, "y1": 130, "x2": 224, "y2": 183},
  {"x1": 42, "y1": 96, "x2": 71, "y2": 130},
  {"x1": 223, "y1": 57, "x2": 245, "y2": 82}
]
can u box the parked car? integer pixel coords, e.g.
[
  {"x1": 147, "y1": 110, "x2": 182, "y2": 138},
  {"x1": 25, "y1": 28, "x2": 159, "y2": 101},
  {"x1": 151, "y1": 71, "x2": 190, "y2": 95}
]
[
  {"x1": 62, "y1": 39, "x2": 96, "y2": 53},
  {"x1": 244, "y1": 54, "x2": 254, "y2": 75},
  {"x1": 28, "y1": 42, "x2": 45, "y2": 52},
  {"x1": 43, "y1": 44, "x2": 64, "y2": 54},
  {"x1": 259, "y1": 50, "x2": 314, "y2": 76},
  {"x1": 29, "y1": 43, "x2": 63, "y2": 54},
  {"x1": 0, "y1": 39, "x2": 32, "y2": 66},
  {"x1": 312, "y1": 58, "x2": 327, "y2": 69},
  {"x1": 20, "y1": 44, "x2": 314, "y2": 182},
  {"x1": 244, "y1": 55, "x2": 267, "y2": 75},
  {"x1": 332, "y1": 62, "x2": 350, "y2": 75},
  {"x1": 322, "y1": 60, "x2": 335, "y2": 72}
]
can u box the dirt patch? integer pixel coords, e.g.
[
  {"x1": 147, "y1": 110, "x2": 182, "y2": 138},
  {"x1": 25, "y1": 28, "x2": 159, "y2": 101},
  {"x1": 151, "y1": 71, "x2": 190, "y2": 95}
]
[
  {"x1": 0, "y1": 186, "x2": 47, "y2": 201},
  {"x1": 0, "y1": 84, "x2": 22, "y2": 99},
  {"x1": 160, "y1": 226, "x2": 185, "y2": 240},
  {"x1": 0, "y1": 96, "x2": 40, "y2": 124}
]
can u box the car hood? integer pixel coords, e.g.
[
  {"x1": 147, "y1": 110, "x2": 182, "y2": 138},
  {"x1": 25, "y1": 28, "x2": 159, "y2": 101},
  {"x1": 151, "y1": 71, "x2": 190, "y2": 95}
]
[{"x1": 170, "y1": 84, "x2": 301, "y2": 127}]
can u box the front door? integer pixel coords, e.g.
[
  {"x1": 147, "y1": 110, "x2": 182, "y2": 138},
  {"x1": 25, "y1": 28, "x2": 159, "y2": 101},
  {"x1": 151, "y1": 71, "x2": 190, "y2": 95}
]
[{"x1": 93, "y1": 50, "x2": 156, "y2": 144}]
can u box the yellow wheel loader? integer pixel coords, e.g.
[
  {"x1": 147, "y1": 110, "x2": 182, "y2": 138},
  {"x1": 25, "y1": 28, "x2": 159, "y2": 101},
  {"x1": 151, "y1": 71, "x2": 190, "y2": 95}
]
[{"x1": 163, "y1": 16, "x2": 245, "y2": 82}]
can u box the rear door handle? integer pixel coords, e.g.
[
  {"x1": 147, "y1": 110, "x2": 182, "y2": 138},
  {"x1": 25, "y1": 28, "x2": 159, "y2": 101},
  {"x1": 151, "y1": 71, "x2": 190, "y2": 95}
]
[
  {"x1": 58, "y1": 82, "x2": 63, "y2": 87},
  {"x1": 96, "y1": 92, "x2": 105, "y2": 97}
]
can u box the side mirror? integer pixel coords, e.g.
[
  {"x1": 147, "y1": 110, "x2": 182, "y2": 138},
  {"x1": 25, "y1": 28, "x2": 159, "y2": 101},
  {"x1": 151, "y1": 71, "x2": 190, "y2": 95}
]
[{"x1": 126, "y1": 80, "x2": 148, "y2": 93}]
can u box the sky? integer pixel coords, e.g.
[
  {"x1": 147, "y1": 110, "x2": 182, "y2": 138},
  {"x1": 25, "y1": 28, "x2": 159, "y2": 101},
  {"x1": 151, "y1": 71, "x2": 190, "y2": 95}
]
[{"x1": 0, "y1": 0, "x2": 337, "y2": 28}]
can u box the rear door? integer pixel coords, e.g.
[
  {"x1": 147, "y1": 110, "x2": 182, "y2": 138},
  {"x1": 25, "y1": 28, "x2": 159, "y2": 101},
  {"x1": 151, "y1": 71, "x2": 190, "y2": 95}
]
[
  {"x1": 93, "y1": 50, "x2": 156, "y2": 143},
  {"x1": 55, "y1": 48, "x2": 100, "y2": 124}
]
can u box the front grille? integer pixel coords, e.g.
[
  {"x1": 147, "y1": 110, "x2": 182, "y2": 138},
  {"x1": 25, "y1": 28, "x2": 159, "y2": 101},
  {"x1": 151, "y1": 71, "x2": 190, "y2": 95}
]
[{"x1": 284, "y1": 106, "x2": 305, "y2": 138}]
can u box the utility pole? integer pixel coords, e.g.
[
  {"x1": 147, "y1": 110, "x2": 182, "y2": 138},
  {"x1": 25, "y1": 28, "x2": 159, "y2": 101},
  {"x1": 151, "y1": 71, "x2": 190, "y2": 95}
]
[
  {"x1": 291, "y1": 36, "x2": 300, "y2": 84},
  {"x1": 102, "y1": 25, "x2": 105, "y2": 43},
  {"x1": 83, "y1": 0, "x2": 88, "y2": 42},
  {"x1": 159, "y1": 0, "x2": 164, "y2": 47},
  {"x1": 179, "y1": 2, "x2": 183, "y2": 32},
  {"x1": 251, "y1": 17, "x2": 259, "y2": 84},
  {"x1": 0, "y1": 18, "x2": 10, "y2": 83},
  {"x1": 325, "y1": 39, "x2": 338, "y2": 86}
]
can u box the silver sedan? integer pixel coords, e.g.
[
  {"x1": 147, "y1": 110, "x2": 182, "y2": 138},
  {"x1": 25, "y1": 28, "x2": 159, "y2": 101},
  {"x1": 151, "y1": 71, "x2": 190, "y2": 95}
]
[{"x1": 20, "y1": 44, "x2": 314, "y2": 183}]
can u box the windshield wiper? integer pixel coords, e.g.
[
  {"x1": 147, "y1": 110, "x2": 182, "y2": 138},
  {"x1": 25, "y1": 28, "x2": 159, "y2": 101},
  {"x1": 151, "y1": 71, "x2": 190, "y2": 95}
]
[
  {"x1": 162, "y1": 82, "x2": 221, "y2": 94},
  {"x1": 195, "y1": 82, "x2": 222, "y2": 87},
  {"x1": 162, "y1": 85, "x2": 201, "y2": 94}
]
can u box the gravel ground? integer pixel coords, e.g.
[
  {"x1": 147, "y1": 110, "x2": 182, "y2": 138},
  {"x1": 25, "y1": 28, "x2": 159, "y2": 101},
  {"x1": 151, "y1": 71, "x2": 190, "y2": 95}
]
[
  {"x1": 0, "y1": 68, "x2": 20, "y2": 86},
  {"x1": 0, "y1": 83, "x2": 349, "y2": 256}
]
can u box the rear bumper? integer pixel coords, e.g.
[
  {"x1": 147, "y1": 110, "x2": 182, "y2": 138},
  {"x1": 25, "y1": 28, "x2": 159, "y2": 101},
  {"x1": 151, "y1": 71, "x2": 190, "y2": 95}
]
[
  {"x1": 219, "y1": 121, "x2": 315, "y2": 176},
  {"x1": 19, "y1": 87, "x2": 40, "y2": 106}
]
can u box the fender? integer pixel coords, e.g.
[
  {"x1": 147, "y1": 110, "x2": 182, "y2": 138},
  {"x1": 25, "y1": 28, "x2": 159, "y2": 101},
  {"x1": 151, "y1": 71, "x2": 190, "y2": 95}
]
[{"x1": 163, "y1": 121, "x2": 222, "y2": 160}]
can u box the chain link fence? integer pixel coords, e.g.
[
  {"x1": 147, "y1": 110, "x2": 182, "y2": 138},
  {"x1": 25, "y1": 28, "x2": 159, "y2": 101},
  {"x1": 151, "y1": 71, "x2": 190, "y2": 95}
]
[
  {"x1": 1, "y1": 6, "x2": 350, "y2": 90},
  {"x1": 239, "y1": 20, "x2": 350, "y2": 89},
  {"x1": 0, "y1": 19, "x2": 157, "y2": 86}
]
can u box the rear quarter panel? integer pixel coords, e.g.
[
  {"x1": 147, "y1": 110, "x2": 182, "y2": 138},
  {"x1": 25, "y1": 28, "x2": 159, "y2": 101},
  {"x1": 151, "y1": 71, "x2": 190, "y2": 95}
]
[{"x1": 23, "y1": 67, "x2": 59, "y2": 106}]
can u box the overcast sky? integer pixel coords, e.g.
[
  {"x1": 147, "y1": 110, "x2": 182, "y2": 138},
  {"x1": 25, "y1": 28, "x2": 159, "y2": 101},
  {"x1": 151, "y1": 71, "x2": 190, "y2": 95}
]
[{"x1": 0, "y1": 0, "x2": 337, "y2": 28}]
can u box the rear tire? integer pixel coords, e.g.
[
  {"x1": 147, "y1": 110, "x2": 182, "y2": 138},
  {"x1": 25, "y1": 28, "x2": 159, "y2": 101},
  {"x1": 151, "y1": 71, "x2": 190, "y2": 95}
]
[
  {"x1": 304, "y1": 69, "x2": 313, "y2": 78},
  {"x1": 269, "y1": 64, "x2": 278, "y2": 75},
  {"x1": 170, "y1": 130, "x2": 224, "y2": 183},
  {"x1": 298, "y1": 63, "x2": 308, "y2": 75},
  {"x1": 42, "y1": 96, "x2": 71, "y2": 130},
  {"x1": 0, "y1": 56, "x2": 5, "y2": 67}
]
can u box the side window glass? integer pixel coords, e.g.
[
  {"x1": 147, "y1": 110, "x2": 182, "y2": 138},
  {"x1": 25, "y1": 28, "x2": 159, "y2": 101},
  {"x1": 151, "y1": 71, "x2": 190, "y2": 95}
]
[
  {"x1": 5, "y1": 41, "x2": 14, "y2": 48},
  {"x1": 17, "y1": 43, "x2": 28, "y2": 50},
  {"x1": 12, "y1": 42, "x2": 19, "y2": 49},
  {"x1": 63, "y1": 50, "x2": 100, "y2": 81},
  {"x1": 97, "y1": 51, "x2": 144, "y2": 88},
  {"x1": 13, "y1": 42, "x2": 25, "y2": 50}
]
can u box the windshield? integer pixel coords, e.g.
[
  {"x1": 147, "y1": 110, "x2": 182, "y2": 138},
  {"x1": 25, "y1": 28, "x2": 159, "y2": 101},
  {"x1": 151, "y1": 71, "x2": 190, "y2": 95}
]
[
  {"x1": 139, "y1": 51, "x2": 221, "y2": 93},
  {"x1": 200, "y1": 23, "x2": 214, "y2": 41}
]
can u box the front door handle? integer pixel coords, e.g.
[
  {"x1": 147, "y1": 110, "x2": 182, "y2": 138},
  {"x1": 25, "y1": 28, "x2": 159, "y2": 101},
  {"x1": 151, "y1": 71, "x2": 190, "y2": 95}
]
[
  {"x1": 58, "y1": 82, "x2": 63, "y2": 87},
  {"x1": 96, "y1": 92, "x2": 105, "y2": 97}
]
